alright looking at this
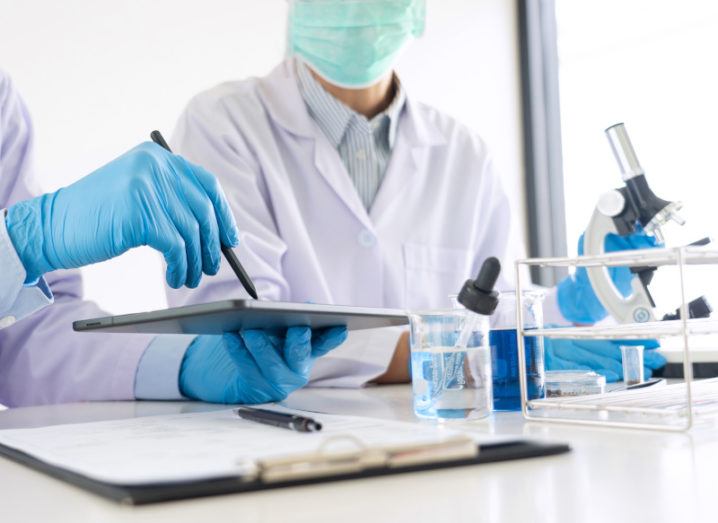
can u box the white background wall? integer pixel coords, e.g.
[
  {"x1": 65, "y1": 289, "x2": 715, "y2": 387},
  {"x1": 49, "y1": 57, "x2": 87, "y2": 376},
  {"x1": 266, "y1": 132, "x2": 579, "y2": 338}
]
[
  {"x1": 0, "y1": 0, "x2": 525, "y2": 314},
  {"x1": 555, "y1": 0, "x2": 718, "y2": 325}
]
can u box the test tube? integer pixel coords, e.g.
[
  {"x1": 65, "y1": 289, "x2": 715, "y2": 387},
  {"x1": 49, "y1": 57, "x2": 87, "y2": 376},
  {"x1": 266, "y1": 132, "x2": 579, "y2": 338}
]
[{"x1": 620, "y1": 345, "x2": 645, "y2": 386}]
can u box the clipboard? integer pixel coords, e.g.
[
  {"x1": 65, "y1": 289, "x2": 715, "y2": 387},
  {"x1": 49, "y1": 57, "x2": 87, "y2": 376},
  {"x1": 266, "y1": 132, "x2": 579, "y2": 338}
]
[{"x1": 0, "y1": 436, "x2": 570, "y2": 505}]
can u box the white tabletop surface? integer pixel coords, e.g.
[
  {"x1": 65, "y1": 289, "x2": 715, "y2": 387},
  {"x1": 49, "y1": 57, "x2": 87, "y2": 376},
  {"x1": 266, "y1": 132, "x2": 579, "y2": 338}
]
[{"x1": 0, "y1": 385, "x2": 716, "y2": 523}]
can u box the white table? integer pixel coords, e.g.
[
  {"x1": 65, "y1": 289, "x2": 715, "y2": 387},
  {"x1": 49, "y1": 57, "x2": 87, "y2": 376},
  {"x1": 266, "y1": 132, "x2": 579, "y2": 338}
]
[{"x1": 0, "y1": 385, "x2": 716, "y2": 523}]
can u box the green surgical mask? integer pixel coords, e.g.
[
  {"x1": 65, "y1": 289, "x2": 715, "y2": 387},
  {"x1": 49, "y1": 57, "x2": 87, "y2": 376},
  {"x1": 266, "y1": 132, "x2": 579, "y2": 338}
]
[{"x1": 288, "y1": 0, "x2": 426, "y2": 88}]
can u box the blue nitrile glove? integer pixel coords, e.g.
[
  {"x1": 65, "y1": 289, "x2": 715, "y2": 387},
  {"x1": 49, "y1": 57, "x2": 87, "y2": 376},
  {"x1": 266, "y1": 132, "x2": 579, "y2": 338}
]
[
  {"x1": 179, "y1": 326, "x2": 348, "y2": 404},
  {"x1": 5, "y1": 142, "x2": 239, "y2": 289},
  {"x1": 545, "y1": 338, "x2": 666, "y2": 382},
  {"x1": 557, "y1": 229, "x2": 661, "y2": 323}
]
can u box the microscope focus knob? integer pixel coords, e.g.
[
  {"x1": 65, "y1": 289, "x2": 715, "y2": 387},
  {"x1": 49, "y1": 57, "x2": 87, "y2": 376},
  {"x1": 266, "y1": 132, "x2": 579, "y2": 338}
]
[{"x1": 597, "y1": 189, "x2": 626, "y2": 218}]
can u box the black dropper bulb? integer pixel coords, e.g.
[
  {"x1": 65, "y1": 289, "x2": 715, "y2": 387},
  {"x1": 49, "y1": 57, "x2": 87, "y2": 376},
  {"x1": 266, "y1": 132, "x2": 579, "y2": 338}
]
[{"x1": 458, "y1": 257, "x2": 501, "y2": 316}]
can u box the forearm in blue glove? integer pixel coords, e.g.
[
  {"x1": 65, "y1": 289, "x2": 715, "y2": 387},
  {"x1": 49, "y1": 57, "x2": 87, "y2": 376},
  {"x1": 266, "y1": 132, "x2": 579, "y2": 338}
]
[
  {"x1": 179, "y1": 326, "x2": 348, "y2": 404},
  {"x1": 557, "y1": 230, "x2": 661, "y2": 323},
  {"x1": 545, "y1": 338, "x2": 666, "y2": 382},
  {"x1": 5, "y1": 142, "x2": 239, "y2": 289}
]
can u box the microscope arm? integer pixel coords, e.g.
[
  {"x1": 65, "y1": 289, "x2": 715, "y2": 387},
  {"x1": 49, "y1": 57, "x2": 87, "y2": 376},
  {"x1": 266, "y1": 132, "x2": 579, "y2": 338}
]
[{"x1": 583, "y1": 199, "x2": 657, "y2": 324}]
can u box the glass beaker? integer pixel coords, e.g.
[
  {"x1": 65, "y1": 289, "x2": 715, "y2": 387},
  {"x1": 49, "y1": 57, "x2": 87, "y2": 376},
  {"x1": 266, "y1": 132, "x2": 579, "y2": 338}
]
[
  {"x1": 408, "y1": 309, "x2": 492, "y2": 421},
  {"x1": 489, "y1": 291, "x2": 546, "y2": 411}
]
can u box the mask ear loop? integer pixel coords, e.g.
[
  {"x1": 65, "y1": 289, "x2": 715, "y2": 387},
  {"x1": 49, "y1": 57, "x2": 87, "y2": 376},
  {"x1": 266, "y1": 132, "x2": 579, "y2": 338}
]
[
  {"x1": 411, "y1": 0, "x2": 427, "y2": 38},
  {"x1": 284, "y1": 0, "x2": 295, "y2": 59}
]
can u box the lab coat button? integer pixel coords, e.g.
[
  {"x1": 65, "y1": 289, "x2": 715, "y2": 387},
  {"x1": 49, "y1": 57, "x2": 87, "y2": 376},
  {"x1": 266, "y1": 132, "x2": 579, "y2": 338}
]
[
  {"x1": 0, "y1": 316, "x2": 16, "y2": 329},
  {"x1": 357, "y1": 230, "x2": 376, "y2": 248}
]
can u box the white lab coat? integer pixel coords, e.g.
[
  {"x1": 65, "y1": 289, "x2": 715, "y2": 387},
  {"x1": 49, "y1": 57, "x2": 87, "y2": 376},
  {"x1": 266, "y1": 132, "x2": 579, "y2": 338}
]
[{"x1": 168, "y1": 59, "x2": 542, "y2": 387}]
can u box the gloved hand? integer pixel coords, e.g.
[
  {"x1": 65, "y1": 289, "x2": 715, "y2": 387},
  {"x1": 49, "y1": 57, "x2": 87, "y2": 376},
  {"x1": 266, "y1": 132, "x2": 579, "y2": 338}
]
[
  {"x1": 179, "y1": 326, "x2": 348, "y2": 404},
  {"x1": 5, "y1": 142, "x2": 239, "y2": 289},
  {"x1": 557, "y1": 229, "x2": 661, "y2": 323},
  {"x1": 545, "y1": 337, "x2": 666, "y2": 382}
]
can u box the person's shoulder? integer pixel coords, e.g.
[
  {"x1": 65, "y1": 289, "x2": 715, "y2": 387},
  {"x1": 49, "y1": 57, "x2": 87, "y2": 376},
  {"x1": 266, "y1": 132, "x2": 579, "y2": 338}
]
[
  {"x1": 410, "y1": 99, "x2": 490, "y2": 157},
  {"x1": 0, "y1": 70, "x2": 30, "y2": 121},
  {"x1": 182, "y1": 76, "x2": 264, "y2": 122},
  {"x1": 0, "y1": 69, "x2": 15, "y2": 106}
]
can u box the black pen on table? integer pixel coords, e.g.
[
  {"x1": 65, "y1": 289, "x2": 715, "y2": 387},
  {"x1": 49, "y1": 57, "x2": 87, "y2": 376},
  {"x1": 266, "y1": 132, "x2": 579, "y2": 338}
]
[
  {"x1": 150, "y1": 130, "x2": 258, "y2": 299},
  {"x1": 236, "y1": 407, "x2": 323, "y2": 433}
]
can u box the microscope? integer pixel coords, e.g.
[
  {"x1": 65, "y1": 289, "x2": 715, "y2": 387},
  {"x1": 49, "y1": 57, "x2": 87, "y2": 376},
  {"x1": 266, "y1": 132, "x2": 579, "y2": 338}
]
[{"x1": 582, "y1": 123, "x2": 711, "y2": 324}]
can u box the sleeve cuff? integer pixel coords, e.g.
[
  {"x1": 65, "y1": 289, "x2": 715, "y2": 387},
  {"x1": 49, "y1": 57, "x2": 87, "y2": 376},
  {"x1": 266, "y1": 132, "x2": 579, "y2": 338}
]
[
  {"x1": 0, "y1": 209, "x2": 53, "y2": 324},
  {"x1": 307, "y1": 326, "x2": 405, "y2": 388},
  {"x1": 134, "y1": 335, "x2": 196, "y2": 400}
]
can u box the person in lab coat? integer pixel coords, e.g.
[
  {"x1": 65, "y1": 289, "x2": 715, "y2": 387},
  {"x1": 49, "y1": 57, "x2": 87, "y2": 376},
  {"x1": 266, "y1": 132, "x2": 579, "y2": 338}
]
[
  {"x1": 0, "y1": 69, "x2": 345, "y2": 407},
  {"x1": 147, "y1": 0, "x2": 664, "y2": 390}
]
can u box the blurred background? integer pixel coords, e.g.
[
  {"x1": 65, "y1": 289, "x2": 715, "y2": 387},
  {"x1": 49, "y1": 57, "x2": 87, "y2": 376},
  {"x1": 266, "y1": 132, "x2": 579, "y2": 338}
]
[
  {"x1": 2, "y1": 0, "x2": 716, "y2": 326},
  {"x1": 555, "y1": 0, "x2": 718, "y2": 329},
  {"x1": 0, "y1": 0, "x2": 525, "y2": 314}
]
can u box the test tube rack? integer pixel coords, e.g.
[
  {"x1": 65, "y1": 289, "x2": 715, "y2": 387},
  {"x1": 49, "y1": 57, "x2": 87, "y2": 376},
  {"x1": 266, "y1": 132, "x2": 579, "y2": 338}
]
[{"x1": 515, "y1": 246, "x2": 718, "y2": 432}]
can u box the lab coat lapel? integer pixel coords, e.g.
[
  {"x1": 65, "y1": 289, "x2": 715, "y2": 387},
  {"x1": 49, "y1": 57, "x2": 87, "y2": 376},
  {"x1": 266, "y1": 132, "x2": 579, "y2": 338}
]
[
  {"x1": 257, "y1": 59, "x2": 374, "y2": 231},
  {"x1": 312, "y1": 135, "x2": 374, "y2": 230},
  {"x1": 370, "y1": 98, "x2": 446, "y2": 227},
  {"x1": 369, "y1": 136, "x2": 417, "y2": 227}
]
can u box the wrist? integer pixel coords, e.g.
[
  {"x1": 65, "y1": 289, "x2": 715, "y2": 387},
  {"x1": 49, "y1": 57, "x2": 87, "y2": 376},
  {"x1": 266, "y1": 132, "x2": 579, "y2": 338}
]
[
  {"x1": 373, "y1": 332, "x2": 411, "y2": 384},
  {"x1": 556, "y1": 275, "x2": 577, "y2": 322},
  {"x1": 5, "y1": 195, "x2": 54, "y2": 283},
  {"x1": 177, "y1": 336, "x2": 199, "y2": 399},
  {"x1": 556, "y1": 273, "x2": 607, "y2": 324},
  {"x1": 135, "y1": 335, "x2": 194, "y2": 400}
]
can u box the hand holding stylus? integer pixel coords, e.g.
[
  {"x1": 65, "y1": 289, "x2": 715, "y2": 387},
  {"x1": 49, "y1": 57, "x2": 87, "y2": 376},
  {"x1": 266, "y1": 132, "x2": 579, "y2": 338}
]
[
  {"x1": 6, "y1": 140, "x2": 241, "y2": 289},
  {"x1": 150, "y1": 131, "x2": 258, "y2": 298}
]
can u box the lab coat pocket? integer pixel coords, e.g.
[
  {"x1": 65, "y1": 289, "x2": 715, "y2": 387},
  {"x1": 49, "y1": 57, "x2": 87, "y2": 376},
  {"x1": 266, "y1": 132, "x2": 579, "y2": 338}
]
[{"x1": 403, "y1": 243, "x2": 472, "y2": 309}]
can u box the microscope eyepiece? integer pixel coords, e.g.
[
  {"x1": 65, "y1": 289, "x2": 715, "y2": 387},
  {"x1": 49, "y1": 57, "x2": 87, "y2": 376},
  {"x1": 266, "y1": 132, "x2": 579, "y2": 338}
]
[
  {"x1": 604, "y1": 122, "x2": 684, "y2": 236},
  {"x1": 605, "y1": 123, "x2": 644, "y2": 181}
]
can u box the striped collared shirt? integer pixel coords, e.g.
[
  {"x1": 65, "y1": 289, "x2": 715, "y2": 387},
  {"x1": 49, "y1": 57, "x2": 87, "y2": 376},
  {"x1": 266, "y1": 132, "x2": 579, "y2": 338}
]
[{"x1": 296, "y1": 61, "x2": 406, "y2": 211}]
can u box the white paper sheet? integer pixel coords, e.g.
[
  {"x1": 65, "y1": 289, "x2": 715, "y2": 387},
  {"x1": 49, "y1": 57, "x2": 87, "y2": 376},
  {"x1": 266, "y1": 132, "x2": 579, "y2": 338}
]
[{"x1": 0, "y1": 408, "x2": 470, "y2": 485}]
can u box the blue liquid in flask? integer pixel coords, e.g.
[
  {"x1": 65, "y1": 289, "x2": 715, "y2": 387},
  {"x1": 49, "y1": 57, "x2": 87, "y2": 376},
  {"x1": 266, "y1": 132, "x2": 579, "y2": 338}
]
[{"x1": 489, "y1": 329, "x2": 545, "y2": 411}]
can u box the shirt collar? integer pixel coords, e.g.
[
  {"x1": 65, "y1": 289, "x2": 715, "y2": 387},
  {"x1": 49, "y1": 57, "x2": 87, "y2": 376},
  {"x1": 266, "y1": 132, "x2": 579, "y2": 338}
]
[{"x1": 296, "y1": 60, "x2": 406, "y2": 149}]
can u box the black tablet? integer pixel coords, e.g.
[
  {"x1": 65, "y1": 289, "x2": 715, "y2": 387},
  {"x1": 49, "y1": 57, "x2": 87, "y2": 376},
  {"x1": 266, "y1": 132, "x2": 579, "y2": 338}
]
[{"x1": 73, "y1": 300, "x2": 409, "y2": 334}]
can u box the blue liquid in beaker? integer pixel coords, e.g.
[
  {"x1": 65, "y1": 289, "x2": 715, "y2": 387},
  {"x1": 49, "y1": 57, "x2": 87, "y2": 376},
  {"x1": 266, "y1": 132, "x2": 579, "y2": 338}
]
[
  {"x1": 410, "y1": 347, "x2": 491, "y2": 420},
  {"x1": 489, "y1": 329, "x2": 545, "y2": 411}
]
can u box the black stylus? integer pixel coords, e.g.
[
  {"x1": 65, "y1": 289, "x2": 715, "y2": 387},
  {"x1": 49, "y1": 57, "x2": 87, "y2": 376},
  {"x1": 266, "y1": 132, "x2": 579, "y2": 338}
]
[{"x1": 150, "y1": 130, "x2": 258, "y2": 299}]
